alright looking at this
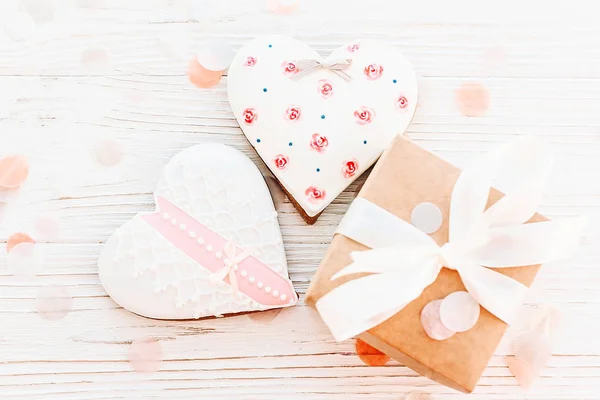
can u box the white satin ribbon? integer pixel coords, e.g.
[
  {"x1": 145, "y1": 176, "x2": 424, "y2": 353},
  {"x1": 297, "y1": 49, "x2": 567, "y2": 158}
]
[
  {"x1": 316, "y1": 137, "x2": 586, "y2": 342},
  {"x1": 291, "y1": 58, "x2": 353, "y2": 82},
  {"x1": 209, "y1": 242, "x2": 254, "y2": 298}
]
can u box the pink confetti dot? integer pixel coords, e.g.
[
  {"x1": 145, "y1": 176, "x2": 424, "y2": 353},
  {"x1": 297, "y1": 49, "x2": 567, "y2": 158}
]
[
  {"x1": 187, "y1": 59, "x2": 223, "y2": 89},
  {"x1": 247, "y1": 308, "x2": 282, "y2": 325},
  {"x1": 36, "y1": 285, "x2": 72, "y2": 321},
  {"x1": 93, "y1": 139, "x2": 123, "y2": 167},
  {"x1": 34, "y1": 213, "x2": 61, "y2": 241},
  {"x1": 266, "y1": 0, "x2": 299, "y2": 14},
  {"x1": 439, "y1": 291, "x2": 480, "y2": 333},
  {"x1": 455, "y1": 82, "x2": 490, "y2": 117},
  {"x1": 0, "y1": 155, "x2": 30, "y2": 189},
  {"x1": 7, "y1": 242, "x2": 43, "y2": 277},
  {"x1": 81, "y1": 49, "x2": 111, "y2": 71},
  {"x1": 420, "y1": 299, "x2": 455, "y2": 341},
  {"x1": 129, "y1": 337, "x2": 162, "y2": 373}
]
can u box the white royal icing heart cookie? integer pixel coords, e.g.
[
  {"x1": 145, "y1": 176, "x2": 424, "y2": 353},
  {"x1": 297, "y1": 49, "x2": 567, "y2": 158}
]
[
  {"x1": 228, "y1": 35, "x2": 418, "y2": 223},
  {"x1": 98, "y1": 144, "x2": 298, "y2": 319}
]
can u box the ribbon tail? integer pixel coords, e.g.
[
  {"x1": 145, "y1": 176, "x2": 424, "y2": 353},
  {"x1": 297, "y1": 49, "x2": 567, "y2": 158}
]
[
  {"x1": 229, "y1": 270, "x2": 239, "y2": 298},
  {"x1": 209, "y1": 267, "x2": 229, "y2": 285},
  {"x1": 459, "y1": 264, "x2": 529, "y2": 325},
  {"x1": 317, "y1": 260, "x2": 441, "y2": 341}
]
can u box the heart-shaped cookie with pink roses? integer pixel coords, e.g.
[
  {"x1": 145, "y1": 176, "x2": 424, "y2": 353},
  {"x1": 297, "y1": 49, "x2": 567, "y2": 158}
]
[{"x1": 228, "y1": 35, "x2": 418, "y2": 224}]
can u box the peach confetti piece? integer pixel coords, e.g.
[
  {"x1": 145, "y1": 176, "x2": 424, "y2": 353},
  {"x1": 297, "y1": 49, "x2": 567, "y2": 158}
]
[
  {"x1": 36, "y1": 285, "x2": 72, "y2": 321},
  {"x1": 4, "y1": 11, "x2": 36, "y2": 42},
  {"x1": 266, "y1": 0, "x2": 299, "y2": 14},
  {"x1": 505, "y1": 356, "x2": 536, "y2": 391},
  {"x1": 0, "y1": 155, "x2": 30, "y2": 189},
  {"x1": 81, "y1": 49, "x2": 110, "y2": 71},
  {"x1": 355, "y1": 338, "x2": 390, "y2": 366},
  {"x1": 7, "y1": 232, "x2": 35, "y2": 253},
  {"x1": 420, "y1": 299, "x2": 455, "y2": 341},
  {"x1": 405, "y1": 392, "x2": 430, "y2": 400},
  {"x1": 187, "y1": 59, "x2": 223, "y2": 89},
  {"x1": 439, "y1": 291, "x2": 480, "y2": 332},
  {"x1": 196, "y1": 39, "x2": 236, "y2": 72},
  {"x1": 93, "y1": 139, "x2": 123, "y2": 167},
  {"x1": 248, "y1": 308, "x2": 282, "y2": 325},
  {"x1": 455, "y1": 82, "x2": 490, "y2": 117},
  {"x1": 34, "y1": 213, "x2": 61, "y2": 241},
  {"x1": 129, "y1": 337, "x2": 162, "y2": 373},
  {"x1": 7, "y1": 242, "x2": 43, "y2": 277}
]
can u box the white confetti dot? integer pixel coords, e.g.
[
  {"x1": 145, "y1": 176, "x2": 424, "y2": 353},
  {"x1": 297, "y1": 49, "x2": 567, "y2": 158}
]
[
  {"x1": 439, "y1": 291, "x2": 480, "y2": 333},
  {"x1": 36, "y1": 285, "x2": 72, "y2": 321},
  {"x1": 4, "y1": 12, "x2": 36, "y2": 42},
  {"x1": 420, "y1": 299, "x2": 455, "y2": 340},
  {"x1": 196, "y1": 39, "x2": 235, "y2": 72},
  {"x1": 93, "y1": 139, "x2": 123, "y2": 167},
  {"x1": 7, "y1": 242, "x2": 43, "y2": 277},
  {"x1": 411, "y1": 202, "x2": 443, "y2": 234},
  {"x1": 34, "y1": 213, "x2": 61, "y2": 241}
]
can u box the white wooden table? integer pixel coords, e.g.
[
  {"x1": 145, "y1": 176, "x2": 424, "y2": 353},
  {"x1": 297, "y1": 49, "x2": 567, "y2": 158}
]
[{"x1": 1, "y1": 1, "x2": 599, "y2": 399}]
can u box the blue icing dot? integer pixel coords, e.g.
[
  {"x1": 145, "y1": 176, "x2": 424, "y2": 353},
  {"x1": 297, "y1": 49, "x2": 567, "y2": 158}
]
[
  {"x1": 363, "y1": 140, "x2": 367, "y2": 144},
  {"x1": 268, "y1": 44, "x2": 273, "y2": 48},
  {"x1": 263, "y1": 88, "x2": 268, "y2": 92},
  {"x1": 321, "y1": 115, "x2": 326, "y2": 119},
  {"x1": 393, "y1": 79, "x2": 397, "y2": 83},
  {"x1": 256, "y1": 138, "x2": 261, "y2": 143},
  {"x1": 316, "y1": 168, "x2": 321, "y2": 172},
  {"x1": 288, "y1": 142, "x2": 293, "y2": 146}
]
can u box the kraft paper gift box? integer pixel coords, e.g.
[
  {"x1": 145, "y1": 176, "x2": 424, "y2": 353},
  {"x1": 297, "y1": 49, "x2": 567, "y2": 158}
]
[{"x1": 305, "y1": 135, "x2": 551, "y2": 393}]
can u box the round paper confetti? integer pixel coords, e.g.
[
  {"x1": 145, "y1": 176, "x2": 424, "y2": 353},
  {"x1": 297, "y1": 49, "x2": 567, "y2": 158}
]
[
  {"x1": 455, "y1": 82, "x2": 490, "y2": 117},
  {"x1": 0, "y1": 187, "x2": 19, "y2": 203},
  {"x1": 81, "y1": 48, "x2": 110, "y2": 71},
  {"x1": 34, "y1": 213, "x2": 61, "y2": 241},
  {"x1": 420, "y1": 299, "x2": 456, "y2": 341},
  {"x1": 513, "y1": 331, "x2": 552, "y2": 370},
  {"x1": 36, "y1": 285, "x2": 72, "y2": 321},
  {"x1": 505, "y1": 356, "x2": 536, "y2": 391},
  {"x1": 0, "y1": 155, "x2": 30, "y2": 189},
  {"x1": 4, "y1": 11, "x2": 36, "y2": 41},
  {"x1": 356, "y1": 338, "x2": 390, "y2": 366},
  {"x1": 93, "y1": 139, "x2": 123, "y2": 167},
  {"x1": 410, "y1": 202, "x2": 443, "y2": 234},
  {"x1": 196, "y1": 39, "x2": 235, "y2": 72},
  {"x1": 7, "y1": 232, "x2": 35, "y2": 253},
  {"x1": 266, "y1": 0, "x2": 299, "y2": 14},
  {"x1": 7, "y1": 242, "x2": 43, "y2": 277},
  {"x1": 129, "y1": 337, "x2": 162, "y2": 373},
  {"x1": 439, "y1": 291, "x2": 480, "y2": 333},
  {"x1": 20, "y1": 0, "x2": 55, "y2": 24},
  {"x1": 248, "y1": 308, "x2": 282, "y2": 325},
  {"x1": 187, "y1": 59, "x2": 223, "y2": 89}
]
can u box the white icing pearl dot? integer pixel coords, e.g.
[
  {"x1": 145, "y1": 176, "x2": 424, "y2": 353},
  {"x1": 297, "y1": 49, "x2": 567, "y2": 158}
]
[
  {"x1": 215, "y1": 252, "x2": 222, "y2": 259},
  {"x1": 265, "y1": 286, "x2": 271, "y2": 293},
  {"x1": 411, "y1": 202, "x2": 443, "y2": 234},
  {"x1": 257, "y1": 282, "x2": 263, "y2": 289},
  {"x1": 249, "y1": 277, "x2": 255, "y2": 284},
  {"x1": 179, "y1": 224, "x2": 186, "y2": 231},
  {"x1": 280, "y1": 294, "x2": 287, "y2": 301},
  {"x1": 162, "y1": 213, "x2": 169, "y2": 220},
  {"x1": 206, "y1": 244, "x2": 213, "y2": 252},
  {"x1": 197, "y1": 238, "x2": 204, "y2": 245},
  {"x1": 241, "y1": 270, "x2": 247, "y2": 277},
  {"x1": 189, "y1": 231, "x2": 196, "y2": 238},
  {"x1": 272, "y1": 290, "x2": 279, "y2": 297},
  {"x1": 171, "y1": 218, "x2": 177, "y2": 225},
  {"x1": 224, "y1": 258, "x2": 230, "y2": 265},
  {"x1": 233, "y1": 265, "x2": 239, "y2": 271}
]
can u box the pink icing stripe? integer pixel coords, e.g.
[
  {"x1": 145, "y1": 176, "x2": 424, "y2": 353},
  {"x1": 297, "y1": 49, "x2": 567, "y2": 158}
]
[{"x1": 142, "y1": 196, "x2": 296, "y2": 307}]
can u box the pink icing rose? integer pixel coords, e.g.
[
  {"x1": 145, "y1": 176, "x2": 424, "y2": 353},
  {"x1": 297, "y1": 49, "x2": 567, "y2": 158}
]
[
  {"x1": 243, "y1": 108, "x2": 257, "y2": 125},
  {"x1": 310, "y1": 133, "x2": 329, "y2": 152},
  {"x1": 364, "y1": 64, "x2": 384, "y2": 80},
  {"x1": 354, "y1": 106, "x2": 375, "y2": 125},
  {"x1": 273, "y1": 154, "x2": 289, "y2": 170},
  {"x1": 244, "y1": 56, "x2": 257, "y2": 67},
  {"x1": 305, "y1": 186, "x2": 325, "y2": 203},
  {"x1": 282, "y1": 61, "x2": 299, "y2": 76},
  {"x1": 347, "y1": 43, "x2": 360, "y2": 53},
  {"x1": 285, "y1": 106, "x2": 302, "y2": 121},
  {"x1": 343, "y1": 159, "x2": 359, "y2": 178},
  {"x1": 318, "y1": 79, "x2": 334, "y2": 99},
  {"x1": 396, "y1": 95, "x2": 409, "y2": 110}
]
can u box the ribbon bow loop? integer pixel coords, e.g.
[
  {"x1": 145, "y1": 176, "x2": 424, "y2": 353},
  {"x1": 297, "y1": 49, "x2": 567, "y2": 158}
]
[
  {"x1": 292, "y1": 58, "x2": 353, "y2": 82},
  {"x1": 316, "y1": 137, "x2": 586, "y2": 342},
  {"x1": 209, "y1": 241, "x2": 254, "y2": 297}
]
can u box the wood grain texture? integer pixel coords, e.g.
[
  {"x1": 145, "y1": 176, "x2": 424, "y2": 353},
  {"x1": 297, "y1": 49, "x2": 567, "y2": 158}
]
[{"x1": 1, "y1": 0, "x2": 599, "y2": 399}]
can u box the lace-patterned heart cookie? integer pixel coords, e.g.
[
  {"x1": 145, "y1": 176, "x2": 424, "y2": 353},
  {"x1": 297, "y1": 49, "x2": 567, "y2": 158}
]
[
  {"x1": 98, "y1": 144, "x2": 298, "y2": 319},
  {"x1": 228, "y1": 35, "x2": 418, "y2": 224}
]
